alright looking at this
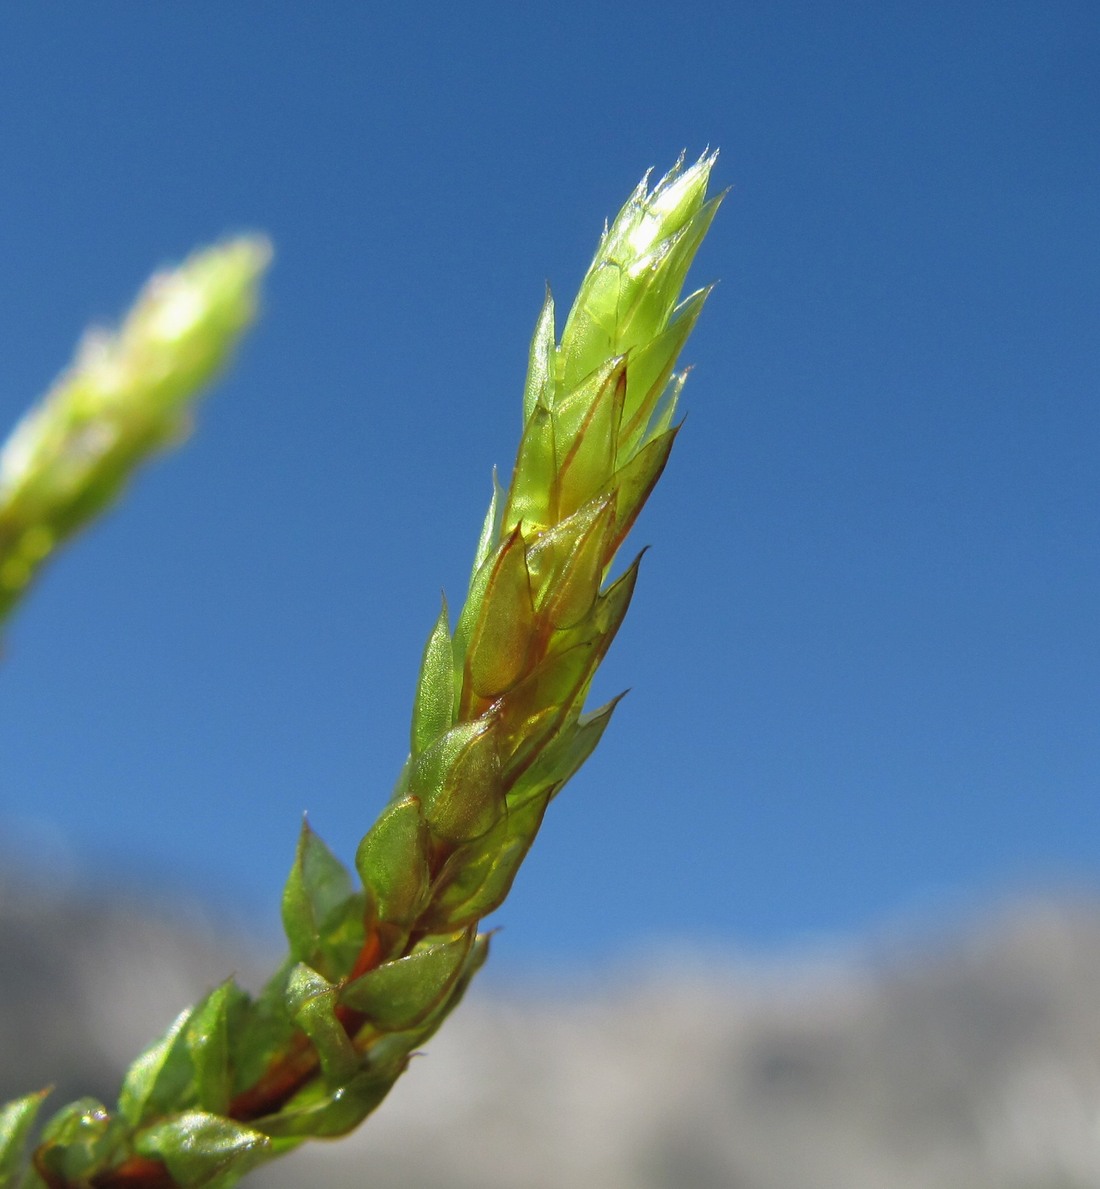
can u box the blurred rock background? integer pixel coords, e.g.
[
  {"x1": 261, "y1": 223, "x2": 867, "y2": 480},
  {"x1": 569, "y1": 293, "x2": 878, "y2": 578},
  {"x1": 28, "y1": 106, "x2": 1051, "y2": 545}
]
[{"x1": 5, "y1": 879, "x2": 1100, "y2": 1188}]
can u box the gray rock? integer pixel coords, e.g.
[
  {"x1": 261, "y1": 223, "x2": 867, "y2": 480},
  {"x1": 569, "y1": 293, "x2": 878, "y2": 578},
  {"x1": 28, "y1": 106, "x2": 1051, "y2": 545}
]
[{"x1": 5, "y1": 883, "x2": 1100, "y2": 1189}]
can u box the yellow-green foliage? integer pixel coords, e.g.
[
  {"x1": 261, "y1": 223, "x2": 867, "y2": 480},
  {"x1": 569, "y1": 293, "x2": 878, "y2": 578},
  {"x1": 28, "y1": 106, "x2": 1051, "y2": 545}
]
[{"x1": 0, "y1": 156, "x2": 720, "y2": 1189}]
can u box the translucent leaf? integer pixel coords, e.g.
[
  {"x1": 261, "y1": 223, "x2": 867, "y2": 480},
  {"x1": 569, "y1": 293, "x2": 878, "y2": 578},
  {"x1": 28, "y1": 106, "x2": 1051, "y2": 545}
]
[
  {"x1": 453, "y1": 544, "x2": 494, "y2": 686},
  {"x1": 590, "y1": 553, "x2": 642, "y2": 653},
  {"x1": 644, "y1": 370, "x2": 687, "y2": 449},
  {"x1": 524, "y1": 495, "x2": 605, "y2": 589},
  {"x1": 509, "y1": 693, "x2": 626, "y2": 806},
  {"x1": 355, "y1": 796, "x2": 430, "y2": 928},
  {"x1": 558, "y1": 153, "x2": 717, "y2": 388},
  {"x1": 600, "y1": 152, "x2": 713, "y2": 271},
  {"x1": 134, "y1": 1111, "x2": 270, "y2": 1189},
  {"x1": 341, "y1": 929, "x2": 473, "y2": 1030},
  {"x1": 440, "y1": 813, "x2": 545, "y2": 924},
  {"x1": 411, "y1": 719, "x2": 504, "y2": 844},
  {"x1": 546, "y1": 499, "x2": 617, "y2": 629},
  {"x1": 598, "y1": 169, "x2": 653, "y2": 255},
  {"x1": 501, "y1": 403, "x2": 556, "y2": 534},
  {"x1": 468, "y1": 468, "x2": 504, "y2": 592},
  {"x1": 617, "y1": 194, "x2": 722, "y2": 350},
  {"x1": 226, "y1": 958, "x2": 297, "y2": 1098},
  {"x1": 410, "y1": 596, "x2": 454, "y2": 756},
  {"x1": 494, "y1": 561, "x2": 638, "y2": 774},
  {"x1": 187, "y1": 981, "x2": 241, "y2": 1116},
  {"x1": 549, "y1": 354, "x2": 623, "y2": 456},
  {"x1": 493, "y1": 637, "x2": 604, "y2": 769},
  {"x1": 463, "y1": 526, "x2": 535, "y2": 701},
  {"x1": 118, "y1": 1008, "x2": 194, "y2": 1127},
  {"x1": 0, "y1": 1090, "x2": 48, "y2": 1188},
  {"x1": 378, "y1": 930, "x2": 491, "y2": 1050},
  {"x1": 644, "y1": 150, "x2": 716, "y2": 229},
  {"x1": 619, "y1": 286, "x2": 709, "y2": 456},
  {"x1": 285, "y1": 964, "x2": 358, "y2": 1087},
  {"x1": 555, "y1": 363, "x2": 626, "y2": 521},
  {"x1": 522, "y1": 286, "x2": 556, "y2": 423},
  {"x1": 281, "y1": 820, "x2": 364, "y2": 978},
  {"x1": 249, "y1": 1069, "x2": 397, "y2": 1141},
  {"x1": 420, "y1": 793, "x2": 552, "y2": 930},
  {"x1": 601, "y1": 426, "x2": 679, "y2": 555},
  {"x1": 558, "y1": 261, "x2": 622, "y2": 388},
  {"x1": 344, "y1": 934, "x2": 490, "y2": 1103},
  {"x1": 526, "y1": 496, "x2": 616, "y2": 631},
  {"x1": 34, "y1": 1098, "x2": 122, "y2": 1186}
]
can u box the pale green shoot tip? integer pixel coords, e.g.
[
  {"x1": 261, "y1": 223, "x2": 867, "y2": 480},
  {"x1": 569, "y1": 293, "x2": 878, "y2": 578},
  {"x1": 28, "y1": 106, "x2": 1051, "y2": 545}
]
[{"x1": 0, "y1": 236, "x2": 272, "y2": 621}]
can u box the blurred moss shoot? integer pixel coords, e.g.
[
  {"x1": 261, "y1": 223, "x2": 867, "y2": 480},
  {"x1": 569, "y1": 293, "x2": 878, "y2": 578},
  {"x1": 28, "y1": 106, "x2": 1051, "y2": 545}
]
[
  {"x1": 0, "y1": 237, "x2": 271, "y2": 622},
  {"x1": 0, "y1": 153, "x2": 721, "y2": 1189}
]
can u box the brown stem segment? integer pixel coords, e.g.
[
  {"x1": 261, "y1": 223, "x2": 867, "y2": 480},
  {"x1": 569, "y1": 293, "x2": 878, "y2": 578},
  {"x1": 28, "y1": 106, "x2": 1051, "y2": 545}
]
[{"x1": 90, "y1": 1157, "x2": 178, "y2": 1189}]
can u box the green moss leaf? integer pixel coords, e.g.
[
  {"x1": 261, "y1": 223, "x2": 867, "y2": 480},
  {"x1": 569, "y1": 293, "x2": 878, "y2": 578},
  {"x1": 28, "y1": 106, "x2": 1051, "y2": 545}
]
[
  {"x1": 118, "y1": 1008, "x2": 194, "y2": 1127},
  {"x1": 601, "y1": 427, "x2": 678, "y2": 555},
  {"x1": 522, "y1": 287, "x2": 557, "y2": 423},
  {"x1": 227, "y1": 959, "x2": 297, "y2": 1098},
  {"x1": 187, "y1": 982, "x2": 244, "y2": 1117},
  {"x1": 493, "y1": 638, "x2": 601, "y2": 768},
  {"x1": 0, "y1": 1090, "x2": 49, "y2": 1189},
  {"x1": 355, "y1": 796, "x2": 430, "y2": 929},
  {"x1": 281, "y1": 820, "x2": 365, "y2": 978},
  {"x1": 419, "y1": 793, "x2": 552, "y2": 931},
  {"x1": 512, "y1": 693, "x2": 625, "y2": 803},
  {"x1": 341, "y1": 930, "x2": 473, "y2": 1030},
  {"x1": 410, "y1": 596, "x2": 454, "y2": 757},
  {"x1": 525, "y1": 496, "x2": 615, "y2": 631},
  {"x1": 410, "y1": 720, "x2": 505, "y2": 844},
  {"x1": 619, "y1": 286, "x2": 709, "y2": 455},
  {"x1": 500, "y1": 404, "x2": 556, "y2": 536},
  {"x1": 35, "y1": 1098, "x2": 123, "y2": 1186},
  {"x1": 250, "y1": 1069, "x2": 398, "y2": 1141},
  {"x1": 285, "y1": 964, "x2": 358, "y2": 1087},
  {"x1": 468, "y1": 467, "x2": 505, "y2": 588},
  {"x1": 617, "y1": 195, "x2": 722, "y2": 351},
  {"x1": 464, "y1": 525, "x2": 535, "y2": 701},
  {"x1": 134, "y1": 1111, "x2": 270, "y2": 1189},
  {"x1": 558, "y1": 154, "x2": 716, "y2": 388}
]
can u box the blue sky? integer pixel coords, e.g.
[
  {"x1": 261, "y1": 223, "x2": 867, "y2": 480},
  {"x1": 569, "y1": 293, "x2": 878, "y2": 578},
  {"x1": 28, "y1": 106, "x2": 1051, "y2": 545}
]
[{"x1": 1, "y1": 3, "x2": 1097, "y2": 975}]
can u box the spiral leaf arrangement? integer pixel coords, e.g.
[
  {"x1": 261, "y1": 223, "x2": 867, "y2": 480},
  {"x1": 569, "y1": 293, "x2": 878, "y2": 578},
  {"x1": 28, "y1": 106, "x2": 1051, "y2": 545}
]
[{"x1": 0, "y1": 153, "x2": 721, "y2": 1189}]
